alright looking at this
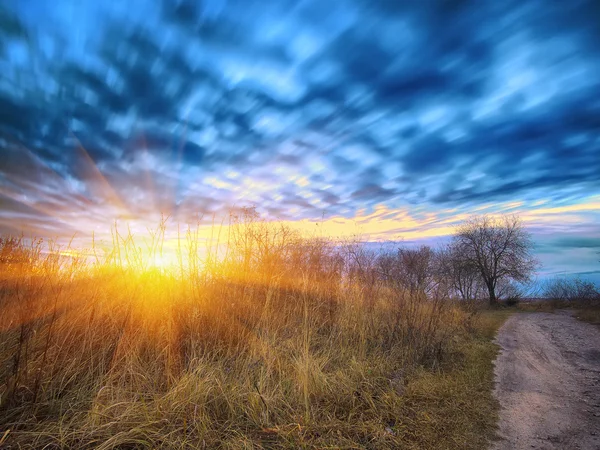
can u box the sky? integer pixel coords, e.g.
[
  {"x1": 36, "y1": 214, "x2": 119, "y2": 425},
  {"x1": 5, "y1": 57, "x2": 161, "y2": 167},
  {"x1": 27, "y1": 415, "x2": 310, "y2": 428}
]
[{"x1": 0, "y1": 0, "x2": 599, "y2": 281}]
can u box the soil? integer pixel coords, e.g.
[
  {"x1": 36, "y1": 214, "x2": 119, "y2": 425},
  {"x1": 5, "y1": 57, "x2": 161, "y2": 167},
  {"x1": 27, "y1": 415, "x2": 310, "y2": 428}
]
[{"x1": 492, "y1": 311, "x2": 600, "y2": 450}]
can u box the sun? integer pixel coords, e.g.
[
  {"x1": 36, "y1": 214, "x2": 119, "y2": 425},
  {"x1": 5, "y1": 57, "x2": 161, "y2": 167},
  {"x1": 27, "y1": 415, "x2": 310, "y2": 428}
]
[
  {"x1": 146, "y1": 253, "x2": 177, "y2": 271},
  {"x1": 150, "y1": 254, "x2": 168, "y2": 269}
]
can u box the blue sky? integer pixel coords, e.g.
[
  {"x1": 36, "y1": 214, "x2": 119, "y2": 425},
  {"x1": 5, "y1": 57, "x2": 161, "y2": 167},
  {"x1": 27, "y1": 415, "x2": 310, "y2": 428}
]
[{"x1": 0, "y1": 0, "x2": 599, "y2": 280}]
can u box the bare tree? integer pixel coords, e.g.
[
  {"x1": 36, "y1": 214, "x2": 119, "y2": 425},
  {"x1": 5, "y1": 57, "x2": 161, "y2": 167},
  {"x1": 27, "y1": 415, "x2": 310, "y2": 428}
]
[
  {"x1": 437, "y1": 243, "x2": 483, "y2": 301},
  {"x1": 377, "y1": 246, "x2": 436, "y2": 300},
  {"x1": 453, "y1": 215, "x2": 537, "y2": 306},
  {"x1": 397, "y1": 246, "x2": 437, "y2": 299}
]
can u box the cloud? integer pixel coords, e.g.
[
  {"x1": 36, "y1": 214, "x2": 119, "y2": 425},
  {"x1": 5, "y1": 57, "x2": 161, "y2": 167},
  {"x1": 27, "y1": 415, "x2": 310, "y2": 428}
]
[
  {"x1": 0, "y1": 0, "x2": 599, "y2": 278},
  {"x1": 549, "y1": 237, "x2": 600, "y2": 250}
]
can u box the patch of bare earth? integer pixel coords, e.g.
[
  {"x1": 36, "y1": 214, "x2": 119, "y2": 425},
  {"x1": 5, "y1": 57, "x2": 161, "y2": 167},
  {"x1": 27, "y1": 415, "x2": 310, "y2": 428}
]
[{"x1": 492, "y1": 311, "x2": 600, "y2": 449}]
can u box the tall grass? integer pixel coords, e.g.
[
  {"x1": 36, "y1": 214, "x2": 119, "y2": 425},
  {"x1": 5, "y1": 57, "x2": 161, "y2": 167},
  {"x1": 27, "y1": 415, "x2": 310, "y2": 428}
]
[{"x1": 0, "y1": 212, "x2": 497, "y2": 448}]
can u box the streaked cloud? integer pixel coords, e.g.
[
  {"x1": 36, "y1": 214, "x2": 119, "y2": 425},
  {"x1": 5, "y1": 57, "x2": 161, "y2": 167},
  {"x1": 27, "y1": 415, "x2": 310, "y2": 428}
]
[{"x1": 0, "y1": 0, "x2": 599, "y2": 279}]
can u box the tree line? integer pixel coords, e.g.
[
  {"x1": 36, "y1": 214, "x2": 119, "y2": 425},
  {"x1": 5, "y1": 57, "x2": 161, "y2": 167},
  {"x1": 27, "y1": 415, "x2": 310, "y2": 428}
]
[
  {"x1": 224, "y1": 209, "x2": 540, "y2": 306},
  {"x1": 344, "y1": 215, "x2": 538, "y2": 306}
]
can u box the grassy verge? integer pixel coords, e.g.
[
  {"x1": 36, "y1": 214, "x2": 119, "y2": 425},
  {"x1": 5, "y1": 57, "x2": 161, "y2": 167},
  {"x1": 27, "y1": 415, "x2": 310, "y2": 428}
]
[
  {"x1": 516, "y1": 299, "x2": 600, "y2": 327},
  {"x1": 573, "y1": 306, "x2": 600, "y2": 326},
  {"x1": 384, "y1": 309, "x2": 511, "y2": 449}
]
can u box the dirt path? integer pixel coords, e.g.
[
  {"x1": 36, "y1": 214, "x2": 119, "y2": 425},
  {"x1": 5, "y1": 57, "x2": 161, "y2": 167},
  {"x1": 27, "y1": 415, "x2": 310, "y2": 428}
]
[{"x1": 492, "y1": 311, "x2": 600, "y2": 449}]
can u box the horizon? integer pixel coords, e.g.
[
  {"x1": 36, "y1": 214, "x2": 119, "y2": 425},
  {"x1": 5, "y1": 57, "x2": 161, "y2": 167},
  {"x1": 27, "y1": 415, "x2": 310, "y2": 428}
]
[{"x1": 1, "y1": 0, "x2": 599, "y2": 283}]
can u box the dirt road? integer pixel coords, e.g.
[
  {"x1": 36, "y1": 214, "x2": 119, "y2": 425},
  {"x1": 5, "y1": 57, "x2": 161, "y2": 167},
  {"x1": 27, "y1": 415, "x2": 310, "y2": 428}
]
[{"x1": 492, "y1": 311, "x2": 600, "y2": 449}]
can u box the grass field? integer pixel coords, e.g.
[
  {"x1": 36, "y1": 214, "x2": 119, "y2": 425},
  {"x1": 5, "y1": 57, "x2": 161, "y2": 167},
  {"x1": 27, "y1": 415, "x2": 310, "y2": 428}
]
[{"x1": 0, "y1": 221, "x2": 510, "y2": 449}]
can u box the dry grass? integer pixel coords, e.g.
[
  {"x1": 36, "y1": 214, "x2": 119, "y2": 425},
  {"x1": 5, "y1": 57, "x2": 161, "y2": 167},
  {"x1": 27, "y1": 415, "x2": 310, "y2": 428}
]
[
  {"x1": 573, "y1": 305, "x2": 600, "y2": 326},
  {"x1": 516, "y1": 299, "x2": 600, "y2": 325},
  {"x1": 0, "y1": 218, "x2": 507, "y2": 449}
]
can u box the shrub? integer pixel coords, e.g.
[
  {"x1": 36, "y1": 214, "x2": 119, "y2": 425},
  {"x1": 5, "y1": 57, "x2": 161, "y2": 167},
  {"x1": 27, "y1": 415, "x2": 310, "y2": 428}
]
[{"x1": 543, "y1": 277, "x2": 599, "y2": 303}]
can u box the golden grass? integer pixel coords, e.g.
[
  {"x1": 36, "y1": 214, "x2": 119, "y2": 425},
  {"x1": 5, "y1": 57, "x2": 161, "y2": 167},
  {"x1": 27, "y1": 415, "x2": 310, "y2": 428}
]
[{"x1": 0, "y1": 221, "x2": 508, "y2": 449}]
